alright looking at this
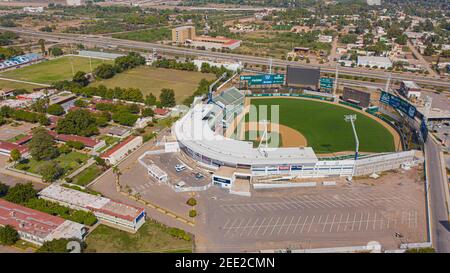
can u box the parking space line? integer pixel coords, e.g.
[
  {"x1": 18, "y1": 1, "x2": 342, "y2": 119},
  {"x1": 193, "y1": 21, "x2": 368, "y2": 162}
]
[
  {"x1": 239, "y1": 218, "x2": 253, "y2": 237},
  {"x1": 358, "y1": 212, "x2": 364, "y2": 231},
  {"x1": 299, "y1": 215, "x2": 309, "y2": 234},
  {"x1": 373, "y1": 213, "x2": 377, "y2": 230},
  {"x1": 278, "y1": 217, "x2": 288, "y2": 235},
  {"x1": 292, "y1": 216, "x2": 303, "y2": 234},
  {"x1": 224, "y1": 218, "x2": 239, "y2": 236},
  {"x1": 307, "y1": 215, "x2": 316, "y2": 233},
  {"x1": 285, "y1": 216, "x2": 296, "y2": 235},
  {"x1": 254, "y1": 218, "x2": 267, "y2": 236},
  {"x1": 364, "y1": 212, "x2": 369, "y2": 231},
  {"x1": 336, "y1": 214, "x2": 343, "y2": 232},
  {"x1": 247, "y1": 218, "x2": 260, "y2": 236},
  {"x1": 269, "y1": 217, "x2": 281, "y2": 236},
  {"x1": 261, "y1": 217, "x2": 273, "y2": 236},
  {"x1": 329, "y1": 214, "x2": 337, "y2": 233},
  {"x1": 321, "y1": 214, "x2": 329, "y2": 233},
  {"x1": 351, "y1": 213, "x2": 357, "y2": 231}
]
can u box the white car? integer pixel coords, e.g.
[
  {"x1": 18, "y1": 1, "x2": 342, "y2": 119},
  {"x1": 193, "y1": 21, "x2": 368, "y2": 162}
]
[
  {"x1": 175, "y1": 181, "x2": 186, "y2": 189},
  {"x1": 175, "y1": 164, "x2": 187, "y2": 172}
]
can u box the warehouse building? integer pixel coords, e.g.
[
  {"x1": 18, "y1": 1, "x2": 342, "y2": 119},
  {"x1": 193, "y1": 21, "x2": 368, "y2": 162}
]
[
  {"x1": 172, "y1": 26, "x2": 241, "y2": 50},
  {"x1": 100, "y1": 136, "x2": 143, "y2": 165},
  {"x1": 357, "y1": 56, "x2": 392, "y2": 69},
  {"x1": 0, "y1": 199, "x2": 87, "y2": 245},
  {"x1": 39, "y1": 184, "x2": 146, "y2": 232}
]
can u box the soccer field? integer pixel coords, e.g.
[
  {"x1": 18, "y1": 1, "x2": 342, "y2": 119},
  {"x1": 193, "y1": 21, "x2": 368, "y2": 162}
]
[
  {"x1": 92, "y1": 66, "x2": 215, "y2": 103},
  {"x1": 248, "y1": 98, "x2": 396, "y2": 154},
  {"x1": 0, "y1": 79, "x2": 43, "y2": 91},
  {"x1": 0, "y1": 56, "x2": 112, "y2": 85}
]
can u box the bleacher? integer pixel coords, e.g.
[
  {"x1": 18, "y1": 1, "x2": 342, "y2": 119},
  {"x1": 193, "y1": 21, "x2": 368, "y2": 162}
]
[
  {"x1": 212, "y1": 87, "x2": 244, "y2": 107},
  {"x1": 210, "y1": 87, "x2": 245, "y2": 130}
]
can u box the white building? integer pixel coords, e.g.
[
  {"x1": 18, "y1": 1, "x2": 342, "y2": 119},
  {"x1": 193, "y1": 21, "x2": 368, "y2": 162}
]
[
  {"x1": 318, "y1": 35, "x2": 333, "y2": 43},
  {"x1": 367, "y1": 0, "x2": 381, "y2": 6},
  {"x1": 357, "y1": 56, "x2": 392, "y2": 68},
  {"x1": 100, "y1": 136, "x2": 143, "y2": 165},
  {"x1": 66, "y1": 0, "x2": 83, "y2": 6},
  {"x1": 39, "y1": 184, "x2": 146, "y2": 232},
  {"x1": 0, "y1": 199, "x2": 86, "y2": 246},
  {"x1": 23, "y1": 6, "x2": 44, "y2": 13},
  {"x1": 193, "y1": 59, "x2": 242, "y2": 72}
]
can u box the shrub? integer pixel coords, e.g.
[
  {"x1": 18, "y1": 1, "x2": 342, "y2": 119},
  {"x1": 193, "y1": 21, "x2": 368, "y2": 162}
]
[
  {"x1": 66, "y1": 141, "x2": 85, "y2": 150},
  {"x1": 186, "y1": 197, "x2": 197, "y2": 206},
  {"x1": 0, "y1": 225, "x2": 19, "y2": 245},
  {"x1": 189, "y1": 209, "x2": 197, "y2": 218}
]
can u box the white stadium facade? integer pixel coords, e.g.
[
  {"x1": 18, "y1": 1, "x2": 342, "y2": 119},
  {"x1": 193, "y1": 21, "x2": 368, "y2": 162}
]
[{"x1": 173, "y1": 88, "x2": 418, "y2": 189}]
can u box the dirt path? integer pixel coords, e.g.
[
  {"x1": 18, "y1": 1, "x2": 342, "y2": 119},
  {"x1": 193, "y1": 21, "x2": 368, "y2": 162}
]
[{"x1": 243, "y1": 121, "x2": 308, "y2": 147}]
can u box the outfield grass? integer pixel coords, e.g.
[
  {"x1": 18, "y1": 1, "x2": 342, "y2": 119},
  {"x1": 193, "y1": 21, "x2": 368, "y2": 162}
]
[
  {"x1": 92, "y1": 66, "x2": 215, "y2": 103},
  {"x1": 248, "y1": 98, "x2": 395, "y2": 154},
  {"x1": 0, "y1": 56, "x2": 112, "y2": 84},
  {"x1": 85, "y1": 221, "x2": 193, "y2": 253},
  {"x1": 15, "y1": 151, "x2": 89, "y2": 177},
  {"x1": 72, "y1": 164, "x2": 103, "y2": 186},
  {"x1": 0, "y1": 79, "x2": 43, "y2": 91}
]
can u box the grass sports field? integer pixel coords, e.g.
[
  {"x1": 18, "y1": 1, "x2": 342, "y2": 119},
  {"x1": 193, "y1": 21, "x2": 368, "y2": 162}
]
[
  {"x1": 247, "y1": 98, "x2": 395, "y2": 154},
  {"x1": 0, "y1": 79, "x2": 44, "y2": 91},
  {"x1": 93, "y1": 66, "x2": 215, "y2": 103},
  {"x1": 0, "y1": 56, "x2": 112, "y2": 85}
]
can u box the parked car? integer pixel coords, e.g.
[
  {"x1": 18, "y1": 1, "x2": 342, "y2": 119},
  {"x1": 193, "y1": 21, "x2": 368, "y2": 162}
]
[
  {"x1": 175, "y1": 164, "x2": 186, "y2": 172},
  {"x1": 175, "y1": 181, "x2": 186, "y2": 189},
  {"x1": 194, "y1": 172, "x2": 204, "y2": 180}
]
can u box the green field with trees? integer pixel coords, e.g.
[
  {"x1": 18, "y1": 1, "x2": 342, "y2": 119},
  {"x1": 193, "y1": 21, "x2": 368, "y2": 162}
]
[{"x1": 0, "y1": 56, "x2": 112, "y2": 84}]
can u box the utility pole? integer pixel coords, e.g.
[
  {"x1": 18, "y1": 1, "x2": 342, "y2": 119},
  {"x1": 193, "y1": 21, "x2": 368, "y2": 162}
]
[
  {"x1": 385, "y1": 73, "x2": 391, "y2": 93},
  {"x1": 333, "y1": 63, "x2": 339, "y2": 95},
  {"x1": 269, "y1": 58, "x2": 273, "y2": 74},
  {"x1": 345, "y1": 114, "x2": 359, "y2": 160}
]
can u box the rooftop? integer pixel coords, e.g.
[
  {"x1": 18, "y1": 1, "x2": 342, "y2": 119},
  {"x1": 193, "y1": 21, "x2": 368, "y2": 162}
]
[
  {"x1": 174, "y1": 104, "x2": 318, "y2": 166},
  {"x1": 39, "y1": 184, "x2": 144, "y2": 222},
  {"x1": 100, "y1": 135, "x2": 137, "y2": 158},
  {"x1": 0, "y1": 199, "x2": 84, "y2": 241}
]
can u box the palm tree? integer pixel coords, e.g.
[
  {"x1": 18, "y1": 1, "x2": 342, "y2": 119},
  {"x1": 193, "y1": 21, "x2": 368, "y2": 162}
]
[{"x1": 112, "y1": 165, "x2": 122, "y2": 186}]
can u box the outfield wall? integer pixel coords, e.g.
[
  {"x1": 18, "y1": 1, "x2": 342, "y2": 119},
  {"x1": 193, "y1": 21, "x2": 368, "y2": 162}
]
[{"x1": 353, "y1": 150, "x2": 417, "y2": 176}]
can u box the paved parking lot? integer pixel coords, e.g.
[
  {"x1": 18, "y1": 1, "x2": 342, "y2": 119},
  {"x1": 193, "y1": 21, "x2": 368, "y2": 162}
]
[{"x1": 196, "y1": 168, "x2": 427, "y2": 252}]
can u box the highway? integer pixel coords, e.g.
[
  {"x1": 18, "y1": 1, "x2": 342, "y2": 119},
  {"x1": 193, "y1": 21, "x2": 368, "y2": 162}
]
[
  {"x1": 425, "y1": 137, "x2": 450, "y2": 253},
  {"x1": 2, "y1": 26, "x2": 450, "y2": 89}
]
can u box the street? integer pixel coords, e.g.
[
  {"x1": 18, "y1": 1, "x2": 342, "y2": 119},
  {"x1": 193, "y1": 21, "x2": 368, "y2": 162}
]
[{"x1": 425, "y1": 138, "x2": 450, "y2": 252}]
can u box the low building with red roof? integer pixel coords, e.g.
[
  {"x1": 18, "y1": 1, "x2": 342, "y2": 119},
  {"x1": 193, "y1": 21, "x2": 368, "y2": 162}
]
[
  {"x1": 0, "y1": 141, "x2": 28, "y2": 157},
  {"x1": 39, "y1": 184, "x2": 146, "y2": 233},
  {"x1": 0, "y1": 199, "x2": 87, "y2": 245},
  {"x1": 100, "y1": 136, "x2": 143, "y2": 165},
  {"x1": 154, "y1": 108, "x2": 171, "y2": 118}
]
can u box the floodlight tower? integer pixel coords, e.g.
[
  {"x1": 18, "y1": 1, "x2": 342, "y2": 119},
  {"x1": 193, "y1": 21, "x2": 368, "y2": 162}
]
[{"x1": 345, "y1": 114, "x2": 359, "y2": 160}]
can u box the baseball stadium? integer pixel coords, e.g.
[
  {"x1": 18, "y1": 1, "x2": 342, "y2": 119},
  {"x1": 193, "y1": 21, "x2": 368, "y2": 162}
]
[{"x1": 173, "y1": 68, "x2": 419, "y2": 190}]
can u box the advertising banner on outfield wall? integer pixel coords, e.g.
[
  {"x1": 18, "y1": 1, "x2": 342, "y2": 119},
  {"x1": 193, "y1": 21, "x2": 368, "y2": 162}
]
[{"x1": 379, "y1": 91, "x2": 417, "y2": 119}]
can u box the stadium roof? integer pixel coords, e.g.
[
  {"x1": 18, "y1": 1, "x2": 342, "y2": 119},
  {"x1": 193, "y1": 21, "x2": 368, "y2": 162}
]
[{"x1": 174, "y1": 104, "x2": 318, "y2": 166}]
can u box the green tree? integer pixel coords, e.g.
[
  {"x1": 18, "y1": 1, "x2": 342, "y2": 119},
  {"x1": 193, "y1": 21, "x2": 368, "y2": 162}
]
[
  {"x1": 159, "y1": 88, "x2": 176, "y2": 107},
  {"x1": 36, "y1": 239, "x2": 76, "y2": 253},
  {"x1": 56, "y1": 109, "x2": 99, "y2": 136},
  {"x1": 0, "y1": 225, "x2": 19, "y2": 245},
  {"x1": 47, "y1": 104, "x2": 65, "y2": 116},
  {"x1": 0, "y1": 182, "x2": 9, "y2": 197},
  {"x1": 112, "y1": 111, "x2": 138, "y2": 126},
  {"x1": 72, "y1": 71, "x2": 89, "y2": 87},
  {"x1": 29, "y1": 127, "x2": 59, "y2": 161},
  {"x1": 50, "y1": 47, "x2": 63, "y2": 56},
  {"x1": 4, "y1": 183, "x2": 37, "y2": 204},
  {"x1": 9, "y1": 149, "x2": 21, "y2": 164},
  {"x1": 145, "y1": 93, "x2": 157, "y2": 106},
  {"x1": 39, "y1": 161, "x2": 64, "y2": 182},
  {"x1": 94, "y1": 64, "x2": 116, "y2": 79},
  {"x1": 38, "y1": 39, "x2": 45, "y2": 54},
  {"x1": 141, "y1": 107, "x2": 154, "y2": 117}
]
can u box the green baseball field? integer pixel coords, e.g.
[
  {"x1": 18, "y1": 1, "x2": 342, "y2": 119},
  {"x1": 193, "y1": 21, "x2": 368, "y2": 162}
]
[{"x1": 247, "y1": 98, "x2": 396, "y2": 154}]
